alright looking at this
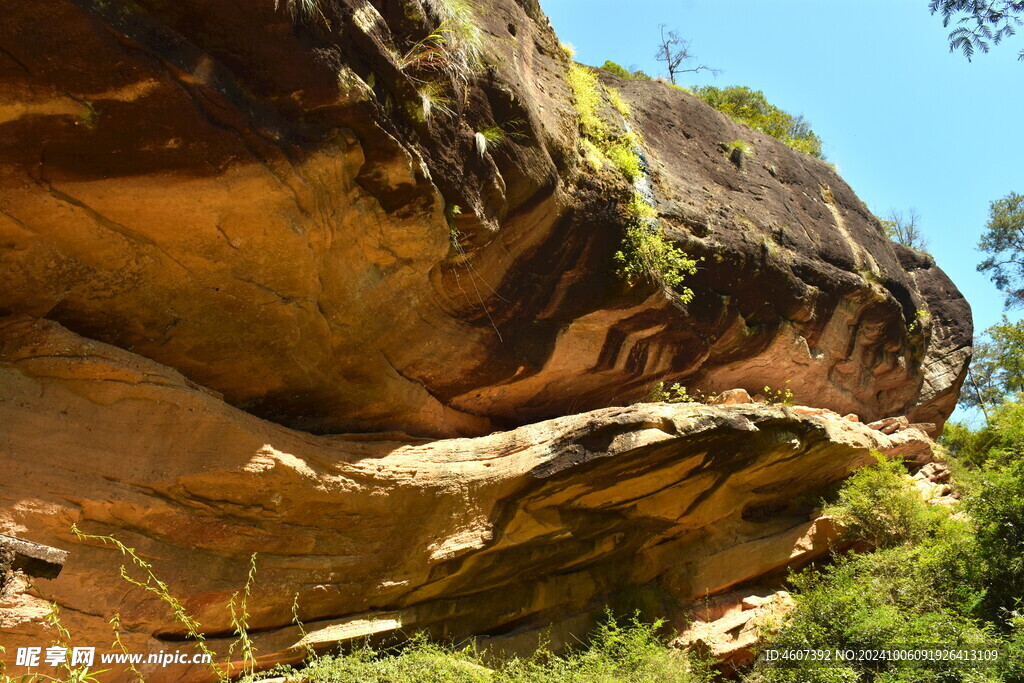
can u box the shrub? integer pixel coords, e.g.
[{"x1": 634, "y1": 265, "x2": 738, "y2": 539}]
[
  {"x1": 615, "y1": 194, "x2": 698, "y2": 301},
  {"x1": 942, "y1": 401, "x2": 1024, "y2": 468},
  {"x1": 966, "y1": 460, "x2": 1024, "y2": 624},
  {"x1": 695, "y1": 85, "x2": 823, "y2": 158},
  {"x1": 724, "y1": 139, "x2": 754, "y2": 161},
  {"x1": 600, "y1": 60, "x2": 633, "y2": 79},
  {"x1": 747, "y1": 543, "x2": 995, "y2": 683},
  {"x1": 566, "y1": 63, "x2": 609, "y2": 141},
  {"x1": 605, "y1": 137, "x2": 642, "y2": 181},
  {"x1": 565, "y1": 64, "x2": 697, "y2": 304},
  {"x1": 824, "y1": 454, "x2": 944, "y2": 549},
  {"x1": 599, "y1": 60, "x2": 653, "y2": 81},
  {"x1": 647, "y1": 382, "x2": 704, "y2": 403},
  {"x1": 246, "y1": 615, "x2": 712, "y2": 683}
]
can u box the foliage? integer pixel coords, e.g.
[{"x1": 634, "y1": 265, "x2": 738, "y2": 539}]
[
  {"x1": 695, "y1": 86, "x2": 823, "y2": 158},
  {"x1": 497, "y1": 614, "x2": 711, "y2": 682},
  {"x1": 879, "y1": 207, "x2": 929, "y2": 251},
  {"x1": 245, "y1": 615, "x2": 712, "y2": 683},
  {"x1": 745, "y1": 452, "x2": 1008, "y2": 682},
  {"x1": 962, "y1": 316, "x2": 1024, "y2": 414},
  {"x1": 66, "y1": 525, "x2": 250, "y2": 680},
  {"x1": 653, "y1": 25, "x2": 717, "y2": 84},
  {"x1": 605, "y1": 87, "x2": 630, "y2": 117},
  {"x1": 227, "y1": 554, "x2": 259, "y2": 678},
  {"x1": 825, "y1": 454, "x2": 946, "y2": 549},
  {"x1": 566, "y1": 63, "x2": 609, "y2": 141},
  {"x1": 907, "y1": 307, "x2": 932, "y2": 332},
  {"x1": 647, "y1": 382, "x2": 705, "y2": 403},
  {"x1": 930, "y1": 0, "x2": 1024, "y2": 60},
  {"x1": 600, "y1": 60, "x2": 633, "y2": 79},
  {"x1": 977, "y1": 192, "x2": 1024, "y2": 307},
  {"x1": 274, "y1": 0, "x2": 329, "y2": 27},
  {"x1": 424, "y1": 0, "x2": 484, "y2": 68},
  {"x1": 724, "y1": 139, "x2": 754, "y2": 160},
  {"x1": 476, "y1": 119, "x2": 526, "y2": 156},
  {"x1": 415, "y1": 80, "x2": 455, "y2": 121},
  {"x1": 605, "y1": 136, "x2": 642, "y2": 181},
  {"x1": 614, "y1": 194, "x2": 698, "y2": 301},
  {"x1": 966, "y1": 459, "x2": 1024, "y2": 623},
  {"x1": 760, "y1": 381, "x2": 793, "y2": 405},
  {"x1": 563, "y1": 63, "x2": 698, "y2": 298},
  {"x1": 943, "y1": 400, "x2": 1024, "y2": 470},
  {"x1": 746, "y1": 542, "x2": 994, "y2": 683}
]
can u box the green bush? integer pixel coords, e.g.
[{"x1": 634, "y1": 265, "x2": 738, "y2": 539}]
[
  {"x1": 614, "y1": 194, "x2": 698, "y2": 301},
  {"x1": 600, "y1": 60, "x2": 632, "y2": 79},
  {"x1": 942, "y1": 401, "x2": 1024, "y2": 468},
  {"x1": 966, "y1": 460, "x2": 1024, "y2": 624},
  {"x1": 824, "y1": 454, "x2": 945, "y2": 549},
  {"x1": 747, "y1": 517, "x2": 993, "y2": 683},
  {"x1": 247, "y1": 615, "x2": 712, "y2": 683},
  {"x1": 564, "y1": 63, "x2": 697, "y2": 298},
  {"x1": 694, "y1": 85, "x2": 823, "y2": 158},
  {"x1": 599, "y1": 60, "x2": 653, "y2": 81}
]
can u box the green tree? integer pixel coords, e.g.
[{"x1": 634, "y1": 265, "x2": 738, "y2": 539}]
[
  {"x1": 978, "y1": 192, "x2": 1024, "y2": 307},
  {"x1": 694, "y1": 85, "x2": 823, "y2": 157},
  {"x1": 963, "y1": 317, "x2": 1024, "y2": 420},
  {"x1": 930, "y1": 0, "x2": 1024, "y2": 60},
  {"x1": 879, "y1": 208, "x2": 928, "y2": 251}
]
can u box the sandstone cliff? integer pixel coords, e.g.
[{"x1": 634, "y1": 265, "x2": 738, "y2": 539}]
[
  {"x1": 0, "y1": 0, "x2": 972, "y2": 679},
  {"x1": 1, "y1": 318, "x2": 933, "y2": 680},
  {"x1": 0, "y1": 0, "x2": 969, "y2": 438}
]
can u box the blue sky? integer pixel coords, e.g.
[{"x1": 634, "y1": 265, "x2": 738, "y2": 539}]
[{"x1": 542, "y1": 0, "x2": 1023, "y2": 422}]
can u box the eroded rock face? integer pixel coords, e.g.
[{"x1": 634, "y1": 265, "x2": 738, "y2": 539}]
[
  {"x1": 0, "y1": 318, "x2": 936, "y2": 680},
  {"x1": 0, "y1": 0, "x2": 969, "y2": 437}
]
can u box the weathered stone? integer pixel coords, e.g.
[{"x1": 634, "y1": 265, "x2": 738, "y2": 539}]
[
  {"x1": 0, "y1": 0, "x2": 969, "y2": 439},
  {"x1": 709, "y1": 388, "x2": 753, "y2": 405},
  {"x1": 0, "y1": 534, "x2": 68, "y2": 580},
  {"x1": 867, "y1": 416, "x2": 911, "y2": 434},
  {"x1": 0, "y1": 318, "x2": 935, "y2": 680},
  {"x1": 675, "y1": 588, "x2": 795, "y2": 670}
]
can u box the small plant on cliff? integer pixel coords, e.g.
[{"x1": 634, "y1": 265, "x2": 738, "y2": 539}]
[
  {"x1": 68, "y1": 525, "x2": 266, "y2": 680},
  {"x1": 648, "y1": 381, "x2": 705, "y2": 404},
  {"x1": 606, "y1": 87, "x2": 630, "y2": 117},
  {"x1": 760, "y1": 381, "x2": 793, "y2": 406},
  {"x1": 563, "y1": 63, "x2": 698, "y2": 299},
  {"x1": 274, "y1": 0, "x2": 329, "y2": 27},
  {"x1": 908, "y1": 307, "x2": 932, "y2": 332},
  {"x1": 615, "y1": 195, "x2": 698, "y2": 301},
  {"x1": 475, "y1": 119, "x2": 527, "y2": 156},
  {"x1": 411, "y1": 80, "x2": 455, "y2": 121},
  {"x1": 566, "y1": 63, "x2": 609, "y2": 142},
  {"x1": 227, "y1": 553, "x2": 259, "y2": 678},
  {"x1": 723, "y1": 139, "x2": 754, "y2": 160}
]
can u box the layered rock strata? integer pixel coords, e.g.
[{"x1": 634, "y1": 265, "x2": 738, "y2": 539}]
[
  {"x1": 1, "y1": 318, "x2": 933, "y2": 680},
  {"x1": 0, "y1": 0, "x2": 970, "y2": 437}
]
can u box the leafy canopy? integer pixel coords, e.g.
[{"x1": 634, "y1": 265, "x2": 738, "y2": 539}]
[
  {"x1": 930, "y1": 0, "x2": 1024, "y2": 60},
  {"x1": 694, "y1": 85, "x2": 823, "y2": 158},
  {"x1": 978, "y1": 192, "x2": 1024, "y2": 307},
  {"x1": 963, "y1": 316, "x2": 1024, "y2": 415}
]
